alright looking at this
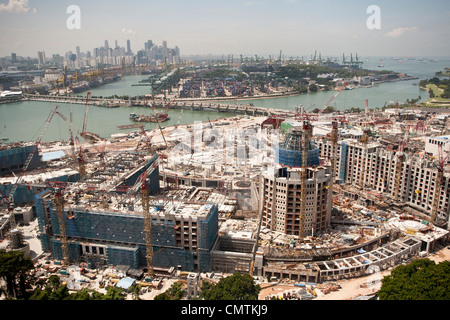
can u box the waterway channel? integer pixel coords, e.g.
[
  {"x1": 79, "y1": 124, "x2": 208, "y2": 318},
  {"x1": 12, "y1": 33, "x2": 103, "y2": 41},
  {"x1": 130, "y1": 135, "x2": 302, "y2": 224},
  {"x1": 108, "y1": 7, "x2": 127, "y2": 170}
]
[{"x1": 0, "y1": 56, "x2": 448, "y2": 143}]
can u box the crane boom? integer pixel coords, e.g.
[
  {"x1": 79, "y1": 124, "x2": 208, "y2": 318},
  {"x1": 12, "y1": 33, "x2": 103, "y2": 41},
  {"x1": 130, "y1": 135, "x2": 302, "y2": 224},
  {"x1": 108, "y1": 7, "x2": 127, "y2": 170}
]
[
  {"x1": 8, "y1": 106, "x2": 59, "y2": 205},
  {"x1": 81, "y1": 91, "x2": 91, "y2": 134},
  {"x1": 319, "y1": 82, "x2": 348, "y2": 116}
]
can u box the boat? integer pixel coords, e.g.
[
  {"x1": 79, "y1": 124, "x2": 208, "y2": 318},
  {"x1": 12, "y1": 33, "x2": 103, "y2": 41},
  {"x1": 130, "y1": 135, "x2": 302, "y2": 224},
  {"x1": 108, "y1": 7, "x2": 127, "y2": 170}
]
[
  {"x1": 130, "y1": 113, "x2": 170, "y2": 123},
  {"x1": 98, "y1": 102, "x2": 119, "y2": 108},
  {"x1": 378, "y1": 64, "x2": 384, "y2": 68}
]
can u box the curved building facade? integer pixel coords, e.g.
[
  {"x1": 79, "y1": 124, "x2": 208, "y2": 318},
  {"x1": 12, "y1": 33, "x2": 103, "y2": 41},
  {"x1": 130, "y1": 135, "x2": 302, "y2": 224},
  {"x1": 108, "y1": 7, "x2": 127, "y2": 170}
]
[
  {"x1": 260, "y1": 125, "x2": 332, "y2": 237},
  {"x1": 275, "y1": 127, "x2": 320, "y2": 167}
]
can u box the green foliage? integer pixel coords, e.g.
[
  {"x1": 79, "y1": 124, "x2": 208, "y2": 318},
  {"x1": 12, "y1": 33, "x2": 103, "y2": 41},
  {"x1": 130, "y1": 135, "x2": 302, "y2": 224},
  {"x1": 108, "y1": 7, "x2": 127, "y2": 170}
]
[
  {"x1": 154, "y1": 281, "x2": 185, "y2": 300},
  {"x1": 377, "y1": 259, "x2": 450, "y2": 300},
  {"x1": 200, "y1": 273, "x2": 261, "y2": 300},
  {"x1": 420, "y1": 78, "x2": 450, "y2": 99},
  {"x1": 0, "y1": 250, "x2": 34, "y2": 299},
  {"x1": 28, "y1": 274, "x2": 126, "y2": 301},
  {"x1": 308, "y1": 83, "x2": 318, "y2": 92}
]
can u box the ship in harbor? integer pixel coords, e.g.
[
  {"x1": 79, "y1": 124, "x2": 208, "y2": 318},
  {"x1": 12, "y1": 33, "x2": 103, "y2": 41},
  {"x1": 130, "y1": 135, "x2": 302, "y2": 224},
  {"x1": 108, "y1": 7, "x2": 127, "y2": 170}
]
[{"x1": 129, "y1": 112, "x2": 170, "y2": 123}]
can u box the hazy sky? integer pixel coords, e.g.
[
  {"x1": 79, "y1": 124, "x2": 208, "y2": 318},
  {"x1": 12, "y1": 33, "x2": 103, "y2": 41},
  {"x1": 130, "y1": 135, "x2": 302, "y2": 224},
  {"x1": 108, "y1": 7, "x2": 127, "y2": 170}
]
[{"x1": 0, "y1": 0, "x2": 449, "y2": 58}]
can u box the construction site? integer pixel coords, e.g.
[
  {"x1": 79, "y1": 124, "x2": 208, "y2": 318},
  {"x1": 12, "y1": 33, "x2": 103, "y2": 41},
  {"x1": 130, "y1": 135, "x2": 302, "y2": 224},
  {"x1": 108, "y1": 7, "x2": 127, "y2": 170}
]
[{"x1": 1, "y1": 87, "x2": 450, "y2": 299}]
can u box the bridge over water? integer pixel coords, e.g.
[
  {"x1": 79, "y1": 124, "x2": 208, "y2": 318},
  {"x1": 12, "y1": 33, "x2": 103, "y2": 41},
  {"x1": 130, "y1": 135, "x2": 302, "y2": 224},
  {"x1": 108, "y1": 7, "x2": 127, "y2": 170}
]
[{"x1": 24, "y1": 94, "x2": 296, "y2": 118}]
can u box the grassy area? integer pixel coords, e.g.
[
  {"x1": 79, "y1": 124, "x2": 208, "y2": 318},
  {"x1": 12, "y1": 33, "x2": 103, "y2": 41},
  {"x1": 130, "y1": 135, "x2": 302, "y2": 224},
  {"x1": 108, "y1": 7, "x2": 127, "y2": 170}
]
[
  {"x1": 422, "y1": 84, "x2": 450, "y2": 106},
  {"x1": 427, "y1": 83, "x2": 444, "y2": 97}
]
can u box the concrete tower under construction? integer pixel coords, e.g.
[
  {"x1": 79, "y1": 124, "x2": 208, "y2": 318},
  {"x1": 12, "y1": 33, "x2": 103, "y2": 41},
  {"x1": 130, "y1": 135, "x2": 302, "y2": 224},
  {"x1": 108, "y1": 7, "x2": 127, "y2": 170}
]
[{"x1": 260, "y1": 124, "x2": 333, "y2": 237}]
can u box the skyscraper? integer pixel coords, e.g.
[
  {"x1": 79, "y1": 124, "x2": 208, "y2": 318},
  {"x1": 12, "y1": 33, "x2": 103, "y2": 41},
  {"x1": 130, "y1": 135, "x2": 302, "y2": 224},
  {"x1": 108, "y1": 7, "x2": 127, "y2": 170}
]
[
  {"x1": 127, "y1": 39, "x2": 132, "y2": 56},
  {"x1": 37, "y1": 51, "x2": 46, "y2": 65}
]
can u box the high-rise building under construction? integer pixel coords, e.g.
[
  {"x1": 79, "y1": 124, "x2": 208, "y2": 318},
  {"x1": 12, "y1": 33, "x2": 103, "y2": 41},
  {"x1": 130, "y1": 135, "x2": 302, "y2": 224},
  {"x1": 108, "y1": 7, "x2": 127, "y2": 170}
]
[{"x1": 260, "y1": 125, "x2": 333, "y2": 237}]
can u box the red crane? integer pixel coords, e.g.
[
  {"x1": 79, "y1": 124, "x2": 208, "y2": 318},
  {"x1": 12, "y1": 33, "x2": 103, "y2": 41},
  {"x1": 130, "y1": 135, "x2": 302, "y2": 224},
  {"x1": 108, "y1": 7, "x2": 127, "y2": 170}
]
[
  {"x1": 318, "y1": 81, "x2": 348, "y2": 116},
  {"x1": 8, "y1": 106, "x2": 59, "y2": 207}
]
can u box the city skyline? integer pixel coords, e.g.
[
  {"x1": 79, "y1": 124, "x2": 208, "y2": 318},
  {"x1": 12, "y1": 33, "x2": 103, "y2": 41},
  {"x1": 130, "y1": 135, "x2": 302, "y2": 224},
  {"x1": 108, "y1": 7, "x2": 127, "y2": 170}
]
[{"x1": 0, "y1": 0, "x2": 450, "y2": 59}]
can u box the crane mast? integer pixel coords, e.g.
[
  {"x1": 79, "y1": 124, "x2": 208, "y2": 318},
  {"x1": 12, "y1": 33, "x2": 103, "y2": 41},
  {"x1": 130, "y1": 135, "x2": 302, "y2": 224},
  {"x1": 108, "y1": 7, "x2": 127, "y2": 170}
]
[
  {"x1": 299, "y1": 121, "x2": 312, "y2": 240},
  {"x1": 431, "y1": 145, "x2": 448, "y2": 223},
  {"x1": 359, "y1": 129, "x2": 369, "y2": 189},
  {"x1": 8, "y1": 106, "x2": 59, "y2": 209},
  {"x1": 394, "y1": 134, "x2": 406, "y2": 202},
  {"x1": 141, "y1": 178, "x2": 154, "y2": 277},
  {"x1": 54, "y1": 188, "x2": 70, "y2": 265}
]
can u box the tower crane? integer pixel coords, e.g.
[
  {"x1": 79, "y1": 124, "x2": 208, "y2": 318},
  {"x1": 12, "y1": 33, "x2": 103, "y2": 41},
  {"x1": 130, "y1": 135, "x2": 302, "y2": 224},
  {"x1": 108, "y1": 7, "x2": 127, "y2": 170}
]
[
  {"x1": 141, "y1": 177, "x2": 154, "y2": 277},
  {"x1": 54, "y1": 187, "x2": 70, "y2": 265},
  {"x1": 75, "y1": 137, "x2": 86, "y2": 179},
  {"x1": 329, "y1": 121, "x2": 339, "y2": 195},
  {"x1": 431, "y1": 145, "x2": 449, "y2": 224},
  {"x1": 299, "y1": 121, "x2": 312, "y2": 240},
  {"x1": 54, "y1": 110, "x2": 77, "y2": 160},
  {"x1": 359, "y1": 128, "x2": 369, "y2": 189},
  {"x1": 249, "y1": 176, "x2": 263, "y2": 277},
  {"x1": 318, "y1": 82, "x2": 348, "y2": 116},
  {"x1": 394, "y1": 133, "x2": 407, "y2": 202},
  {"x1": 80, "y1": 91, "x2": 92, "y2": 139},
  {"x1": 8, "y1": 106, "x2": 59, "y2": 211},
  {"x1": 175, "y1": 109, "x2": 184, "y2": 128}
]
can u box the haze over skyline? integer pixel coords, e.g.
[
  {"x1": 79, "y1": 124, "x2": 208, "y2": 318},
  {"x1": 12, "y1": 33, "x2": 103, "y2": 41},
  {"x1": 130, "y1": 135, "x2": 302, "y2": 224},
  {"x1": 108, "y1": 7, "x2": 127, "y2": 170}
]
[{"x1": 0, "y1": 0, "x2": 449, "y2": 58}]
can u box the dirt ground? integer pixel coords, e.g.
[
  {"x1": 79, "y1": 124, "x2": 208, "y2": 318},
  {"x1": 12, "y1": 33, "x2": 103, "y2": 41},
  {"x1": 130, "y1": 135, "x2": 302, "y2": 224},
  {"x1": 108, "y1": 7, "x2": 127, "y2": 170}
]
[
  {"x1": 317, "y1": 245, "x2": 450, "y2": 300},
  {"x1": 259, "y1": 245, "x2": 450, "y2": 300}
]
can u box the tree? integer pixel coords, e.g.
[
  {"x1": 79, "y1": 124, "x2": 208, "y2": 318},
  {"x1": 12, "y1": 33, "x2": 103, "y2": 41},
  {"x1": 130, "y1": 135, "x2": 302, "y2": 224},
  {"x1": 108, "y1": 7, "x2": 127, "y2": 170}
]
[
  {"x1": 154, "y1": 281, "x2": 185, "y2": 300},
  {"x1": 200, "y1": 273, "x2": 261, "y2": 300},
  {"x1": 309, "y1": 83, "x2": 318, "y2": 92},
  {"x1": 377, "y1": 259, "x2": 450, "y2": 300},
  {"x1": 0, "y1": 250, "x2": 34, "y2": 299},
  {"x1": 104, "y1": 286, "x2": 126, "y2": 300}
]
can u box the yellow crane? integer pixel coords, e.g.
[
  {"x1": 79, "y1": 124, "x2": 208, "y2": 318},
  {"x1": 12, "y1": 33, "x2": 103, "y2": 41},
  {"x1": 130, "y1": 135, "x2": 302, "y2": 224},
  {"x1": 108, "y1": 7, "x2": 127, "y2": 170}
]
[
  {"x1": 54, "y1": 188, "x2": 70, "y2": 265},
  {"x1": 299, "y1": 121, "x2": 312, "y2": 240},
  {"x1": 431, "y1": 145, "x2": 449, "y2": 224},
  {"x1": 141, "y1": 177, "x2": 154, "y2": 277},
  {"x1": 359, "y1": 128, "x2": 369, "y2": 189}
]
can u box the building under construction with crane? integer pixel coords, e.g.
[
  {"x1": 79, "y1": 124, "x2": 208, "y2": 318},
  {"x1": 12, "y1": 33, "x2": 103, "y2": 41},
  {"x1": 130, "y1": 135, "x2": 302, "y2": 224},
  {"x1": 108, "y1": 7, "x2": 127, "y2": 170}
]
[{"x1": 33, "y1": 152, "x2": 224, "y2": 273}]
